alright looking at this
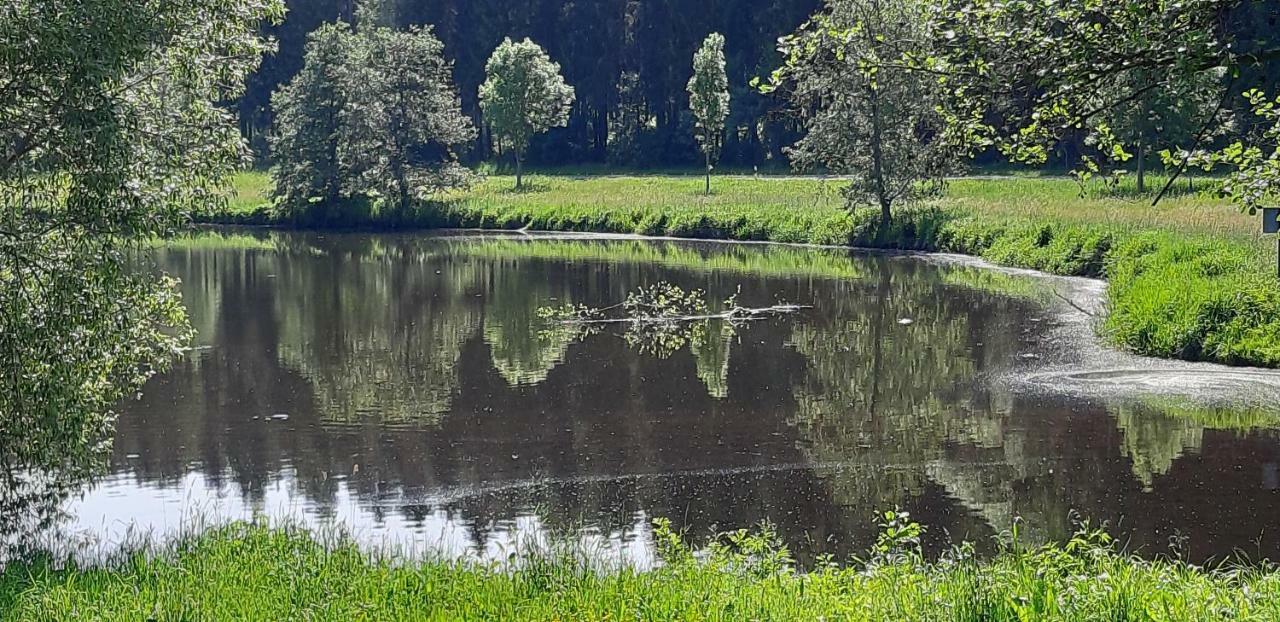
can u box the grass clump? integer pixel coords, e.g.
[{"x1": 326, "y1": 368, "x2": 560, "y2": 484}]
[
  {"x1": 207, "y1": 171, "x2": 1280, "y2": 368},
  {"x1": 4, "y1": 516, "x2": 1280, "y2": 621}
]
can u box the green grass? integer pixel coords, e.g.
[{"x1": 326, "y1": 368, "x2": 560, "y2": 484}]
[
  {"x1": 225, "y1": 171, "x2": 275, "y2": 218},
  {"x1": 209, "y1": 171, "x2": 1280, "y2": 367},
  {"x1": 4, "y1": 519, "x2": 1280, "y2": 621}
]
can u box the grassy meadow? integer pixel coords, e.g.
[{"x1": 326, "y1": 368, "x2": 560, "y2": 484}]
[
  {"x1": 213, "y1": 170, "x2": 1280, "y2": 368},
  {"x1": 5, "y1": 520, "x2": 1280, "y2": 621}
]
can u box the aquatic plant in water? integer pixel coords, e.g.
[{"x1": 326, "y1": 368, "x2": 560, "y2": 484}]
[{"x1": 537, "y1": 282, "x2": 806, "y2": 359}]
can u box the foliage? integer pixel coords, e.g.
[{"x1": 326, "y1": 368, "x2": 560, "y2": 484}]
[
  {"x1": 6, "y1": 520, "x2": 1280, "y2": 620},
  {"x1": 234, "y1": 0, "x2": 822, "y2": 168},
  {"x1": 270, "y1": 20, "x2": 474, "y2": 220},
  {"x1": 1185, "y1": 88, "x2": 1280, "y2": 212},
  {"x1": 1103, "y1": 68, "x2": 1230, "y2": 193},
  {"x1": 343, "y1": 24, "x2": 476, "y2": 215},
  {"x1": 923, "y1": 0, "x2": 1280, "y2": 210},
  {"x1": 688, "y1": 33, "x2": 731, "y2": 194},
  {"x1": 269, "y1": 23, "x2": 360, "y2": 219},
  {"x1": 479, "y1": 38, "x2": 576, "y2": 188},
  {"x1": 623, "y1": 282, "x2": 711, "y2": 319},
  {"x1": 763, "y1": 0, "x2": 959, "y2": 227},
  {"x1": 0, "y1": 0, "x2": 279, "y2": 548}
]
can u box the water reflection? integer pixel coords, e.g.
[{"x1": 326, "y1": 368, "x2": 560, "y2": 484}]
[{"x1": 12, "y1": 231, "x2": 1280, "y2": 565}]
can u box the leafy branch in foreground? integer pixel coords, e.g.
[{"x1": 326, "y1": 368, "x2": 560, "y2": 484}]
[
  {"x1": 1, "y1": 0, "x2": 281, "y2": 550},
  {"x1": 921, "y1": 0, "x2": 1280, "y2": 210}
]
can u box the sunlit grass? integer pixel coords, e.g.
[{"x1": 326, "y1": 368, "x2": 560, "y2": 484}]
[
  {"x1": 225, "y1": 171, "x2": 274, "y2": 216},
  {"x1": 4, "y1": 519, "x2": 1280, "y2": 621}
]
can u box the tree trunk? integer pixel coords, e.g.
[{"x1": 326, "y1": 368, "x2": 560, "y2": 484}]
[
  {"x1": 868, "y1": 87, "x2": 892, "y2": 237},
  {"x1": 516, "y1": 152, "x2": 523, "y2": 190},
  {"x1": 593, "y1": 106, "x2": 609, "y2": 162},
  {"x1": 705, "y1": 151, "x2": 711, "y2": 196},
  {"x1": 1136, "y1": 131, "x2": 1146, "y2": 193},
  {"x1": 392, "y1": 157, "x2": 409, "y2": 220}
]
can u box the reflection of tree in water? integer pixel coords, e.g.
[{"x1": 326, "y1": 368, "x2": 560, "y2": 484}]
[
  {"x1": 693, "y1": 320, "x2": 736, "y2": 399},
  {"x1": 786, "y1": 259, "x2": 1053, "y2": 545},
  {"x1": 270, "y1": 239, "x2": 484, "y2": 426},
  {"x1": 483, "y1": 260, "x2": 581, "y2": 387},
  {"x1": 785, "y1": 257, "x2": 1280, "y2": 553},
  {"x1": 1114, "y1": 404, "x2": 1205, "y2": 492}
]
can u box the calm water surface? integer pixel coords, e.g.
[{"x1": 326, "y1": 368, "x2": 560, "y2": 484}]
[{"x1": 20, "y1": 230, "x2": 1280, "y2": 565}]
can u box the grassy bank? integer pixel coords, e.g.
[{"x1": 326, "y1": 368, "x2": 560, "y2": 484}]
[
  {"x1": 213, "y1": 171, "x2": 1280, "y2": 367},
  {"x1": 4, "y1": 520, "x2": 1279, "y2": 621}
]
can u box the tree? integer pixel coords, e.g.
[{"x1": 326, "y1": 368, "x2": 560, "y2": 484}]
[
  {"x1": 1105, "y1": 69, "x2": 1230, "y2": 193},
  {"x1": 271, "y1": 23, "x2": 361, "y2": 220},
  {"x1": 345, "y1": 25, "x2": 476, "y2": 216},
  {"x1": 237, "y1": 0, "x2": 350, "y2": 161},
  {"x1": 762, "y1": 0, "x2": 958, "y2": 232},
  {"x1": 921, "y1": 0, "x2": 1280, "y2": 210},
  {"x1": 479, "y1": 38, "x2": 576, "y2": 189},
  {"x1": 270, "y1": 20, "x2": 475, "y2": 221},
  {"x1": 1, "y1": 0, "x2": 281, "y2": 526},
  {"x1": 689, "y1": 33, "x2": 731, "y2": 195}
]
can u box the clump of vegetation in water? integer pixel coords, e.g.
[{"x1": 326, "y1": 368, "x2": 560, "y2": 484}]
[
  {"x1": 622, "y1": 282, "x2": 712, "y2": 320},
  {"x1": 537, "y1": 282, "x2": 804, "y2": 359}
]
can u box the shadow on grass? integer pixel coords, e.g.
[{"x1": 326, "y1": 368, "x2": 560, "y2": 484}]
[
  {"x1": 1080, "y1": 176, "x2": 1218, "y2": 202},
  {"x1": 495, "y1": 182, "x2": 553, "y2": 195}
]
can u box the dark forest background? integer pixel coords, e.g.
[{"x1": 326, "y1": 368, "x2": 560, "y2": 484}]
[
  {"x1": 235, "y1": 0, "x2": 1280, "y2": 171},
  {"x1": 238, "y1": 0, "x2": 825, "y2": 170}
]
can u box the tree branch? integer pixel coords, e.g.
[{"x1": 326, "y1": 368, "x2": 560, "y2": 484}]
[{"x1": 1152, "y1": 75, "x2": 1235, "y2": 206}]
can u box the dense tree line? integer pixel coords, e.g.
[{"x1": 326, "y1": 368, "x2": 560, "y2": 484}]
[{"x1": 237, "y1": 0, "x2": 822, "y2": 168}]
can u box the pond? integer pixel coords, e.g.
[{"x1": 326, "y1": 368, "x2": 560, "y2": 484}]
[{"x1": 13, "y1": 230, "x2": 1280, "y2": 566}]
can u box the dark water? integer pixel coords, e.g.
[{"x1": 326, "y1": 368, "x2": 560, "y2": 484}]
[{"x1": 19, "y1": 231, "x2": 1280, "y2": 565}]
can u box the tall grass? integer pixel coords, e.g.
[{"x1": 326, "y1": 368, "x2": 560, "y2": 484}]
[
  {"x1": 208, "y1": 171, "x2": 1280, "y2": 367},
  {"x1": 4, "y1": 518, "x2": 1279, "y2": 621}
]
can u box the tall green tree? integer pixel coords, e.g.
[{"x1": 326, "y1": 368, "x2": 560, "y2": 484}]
[
  {"x1": 271, "y1": 23, "x2": 360, "y2": 220},
  {"x1": 763, "y1": 0, "x2": 957, "y2": 231},
  {"x1": 237, "y1": 0, "x2": 350, "y2": 160},
  {"x1": 689, "y1": 33, "x2": 731, "y2": 195},
  {"x1": 479, "y1": 38, "x2": 576, "y2": 189},
  {"x1": 1, "y1": 0, "x2": 281, "y2": 528},
  {"x1": 270, "y1": 20, "x2": 475, "y2": 221},
  {"x1": 345, "y1": 25, "x2": 476, "y2": 216}
]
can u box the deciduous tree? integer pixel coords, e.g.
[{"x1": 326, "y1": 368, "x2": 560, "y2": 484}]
[
  {"x1": 479, "y1": 38, "x2": 576, "y2": 189},
  {"x1": 763, "y1": 0, "x2": 958, "y2": 231},
  {"x1": 689, "y1": 33, "x2": 731, "y2": 195},
  {"x1": 344, "y1": 25, "x2": 476, "y2": 216},
  {"x1": 271, "y1": 23, "x2": 361, "y2": 220},
  {"x1": 0, "y1": 0, "x2": 281, "y2": 529},
  {"x1": 270, "y1": 19, "x2": 475, "y2": 220}
]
